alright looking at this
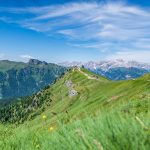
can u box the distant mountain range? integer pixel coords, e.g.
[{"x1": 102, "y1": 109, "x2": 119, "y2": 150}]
[
  {"x1": 58, "y1": 59, "x2": 150, "y2": 80},
  {"x1": 0, "y1": 59, "x2": 150, "y2": 100},
  {"x1": 0, "y1": 59, "x2": 66, "y2": 100}
]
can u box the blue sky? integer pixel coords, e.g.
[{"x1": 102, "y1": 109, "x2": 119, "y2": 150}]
[{"x1": 0, "y1": 0, "x2": 150, "y2": 63}]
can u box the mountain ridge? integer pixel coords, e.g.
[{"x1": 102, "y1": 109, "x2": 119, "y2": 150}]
[
  {"x1": 58, "y1": 59, "x2": 150, "y2": 70},
  {"x1": 59, "y1": 59, "x2": 150, "y2": 80},
  {"x1": 0, "y1": 67, "x2": 149, "y2": 124},
  {"x1": 0, "y1": 67, "x2": 149, "y2": 149},
  {"x1": 0, "y1": 58, "x2": 149, "y2": 100},
  {"x1": 0, "y1": 59, "x2": 67, "y2": 99}
]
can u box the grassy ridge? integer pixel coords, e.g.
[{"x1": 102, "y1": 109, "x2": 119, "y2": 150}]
[{"x1": 0, "y1": 68, "x2": 149, "y2": 149}]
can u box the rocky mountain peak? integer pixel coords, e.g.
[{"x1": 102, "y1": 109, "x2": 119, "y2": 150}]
[
  {"x1": 28, "y1": 59, "x2": 48, "y2": 65},
  {"x1": 59, "y1": 59, "x2": 150, "y2": 71}
]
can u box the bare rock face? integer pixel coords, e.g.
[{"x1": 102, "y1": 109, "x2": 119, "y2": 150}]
[
  {"x1": 65, "y1": 80, "x2": 78, "y2": 97},
  {"x1": 65, "y1": 80, "x2": 73, "y2": 88},
  {"x1": 69, "y1": 90, "x2": 78, "y2": 97},
  {"x1": 28, "y1": 59, "x2": 48, "y2": 65}
]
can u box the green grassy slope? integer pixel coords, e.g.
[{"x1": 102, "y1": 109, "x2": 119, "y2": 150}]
[
  {"x1": 0, "y1": 60, "x2": 26, "y2": 72},
  {"x1": 0, "y1": 60, "x2": 66, "y2": 99},
  {"x1": 0, "y1": 68, "x2": 149, "y2": 149},
  {"x1": 16, "y1": 68, "x2": 149, "y2": 122}
]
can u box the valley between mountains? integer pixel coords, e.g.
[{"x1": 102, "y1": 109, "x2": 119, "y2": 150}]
[{"x1": 0, "y1": 67, "x2": 149, "y2": 150}]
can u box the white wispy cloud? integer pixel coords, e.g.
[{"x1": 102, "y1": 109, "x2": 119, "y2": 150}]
[
  {"x1": 20, "y1": 54, "x2": 34, "y2": 60},
  {"x1": 0, "y1": 2, "x2": 150, "y2": 62},
  {"x1": 0, "y1": 53, "x2": 5, "y2": 59},
  {"x1": 1, "y1": 2, "x2": 150, "y2": 40},
  {"x1": 67, "y1": 42, "x2": 116, "y2": 53},
  {"x1": 34, "y1": 3, "x2": 98, "y2": 20},
  {"x1": 106, "y1": 50, "x2": 150, "y2": 63}
]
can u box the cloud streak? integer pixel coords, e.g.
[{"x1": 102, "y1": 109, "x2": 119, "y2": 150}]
[
  {"x1": 20, "y1": 54, "x2": 34, "y2": 59},
  {"x1": 0, "y1": 1, "x2": 150, "y2": 62},
  {"x1": 106, "y1": 50, "x2": 150, "y2": 63},
  {"x1": 0, "y1": 53, "x2": 5, "y2": 60}
]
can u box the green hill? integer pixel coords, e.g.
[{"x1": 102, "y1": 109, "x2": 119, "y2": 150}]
[
  {"x1": 0, "y1": 59, "x2": 66, "y2": 99},
  {"x1": 0, "y1": 60, "x2": 26, "y2": 72},
  {"x1": 0, "y1": 68, "x2": 149, "y2": 150}
]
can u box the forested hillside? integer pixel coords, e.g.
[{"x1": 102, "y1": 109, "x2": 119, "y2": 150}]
[{"x1": 0, "y1": 59, "x2": 67, "y2": 99}]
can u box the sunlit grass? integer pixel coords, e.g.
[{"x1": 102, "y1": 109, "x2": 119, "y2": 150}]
[
  {"x1": 0, "y1": 69, "x2": 149, "y2": 149},
  {"x1": 0, "y1": 112, "x2": 149, "y2": 150}
]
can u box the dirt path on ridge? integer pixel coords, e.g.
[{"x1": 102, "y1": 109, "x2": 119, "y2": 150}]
[{"x1": 77, "y1": 67, "x2": 98, "y2": 80}]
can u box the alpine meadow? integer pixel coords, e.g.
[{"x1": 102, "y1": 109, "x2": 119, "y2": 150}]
[{"x1": 0, "y1": 0, "x2": 150, "y2": 150}]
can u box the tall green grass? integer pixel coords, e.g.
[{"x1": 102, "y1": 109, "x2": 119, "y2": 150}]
[
  {"x1": 0, "y1": 112, "x2": 149, "y2": 150},
  {"x1": 0, "y1": 69, "x2": 149, "y2": 150}
]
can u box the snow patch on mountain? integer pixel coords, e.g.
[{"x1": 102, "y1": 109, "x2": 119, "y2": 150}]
[{"x1": 58, "y1": 59, "x2": 150, "y2": 71}]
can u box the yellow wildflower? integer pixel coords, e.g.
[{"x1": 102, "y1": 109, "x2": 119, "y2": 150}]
[
  {"x1": 49, "y1": 126, "x2": 54, "y2": 132},
  {"x1": 42, "y1": 115, "x2": 47, "y2": 120}
]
